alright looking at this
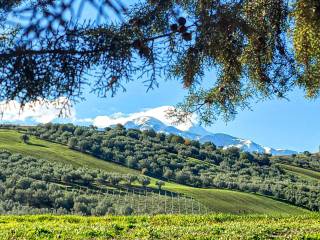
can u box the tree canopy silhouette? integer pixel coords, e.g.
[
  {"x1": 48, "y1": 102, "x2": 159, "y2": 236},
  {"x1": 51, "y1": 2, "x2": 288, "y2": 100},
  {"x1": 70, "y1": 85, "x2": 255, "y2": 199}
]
[{"x1": 0, "y1": 0, "x2": 319, "y2": 124}]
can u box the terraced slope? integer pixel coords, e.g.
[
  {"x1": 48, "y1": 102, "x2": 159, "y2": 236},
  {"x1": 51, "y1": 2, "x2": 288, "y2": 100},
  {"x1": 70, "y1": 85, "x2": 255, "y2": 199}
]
[
  {"x1": 0, "y1": 129, "x2": 308, "y2": 214},
  {"x1": 0, "y1": 129, "x2": 138, "y2": 174},
  {"x1": 279, "y1": 163, "x2": 320, "y2": 181}
]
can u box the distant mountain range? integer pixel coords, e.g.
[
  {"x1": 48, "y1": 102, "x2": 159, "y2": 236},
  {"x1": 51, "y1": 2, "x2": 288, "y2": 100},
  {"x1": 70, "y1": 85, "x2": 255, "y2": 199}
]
[{"x1": 97, "y1": 106, "x2": 297, "y2": 156}]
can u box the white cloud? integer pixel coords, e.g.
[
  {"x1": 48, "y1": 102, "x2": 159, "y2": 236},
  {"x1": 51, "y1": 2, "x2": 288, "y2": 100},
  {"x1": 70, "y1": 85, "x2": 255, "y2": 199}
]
[
  {"x1": 85, "y1": 106, "x2": 198, "y2": 131},
  {"x1": 0, "y1": 97, "x2": 75, "y2": 123},
  {"x1": 0, "y1": 101, "x2": 196, "y2": 130}
]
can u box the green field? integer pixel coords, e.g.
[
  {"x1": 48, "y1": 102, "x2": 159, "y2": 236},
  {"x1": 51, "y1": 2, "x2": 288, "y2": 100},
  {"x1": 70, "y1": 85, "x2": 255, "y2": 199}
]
[
  {"x1": 0, "y1": 214, "x2": 319, "y2": 239},
  {"x1": 279, "y1": 163, "x2": 320, "y2": 181},
  {"x1": 161, "y1": 186, "x2": 307, "y2": 214},
  {"x1": 0, "y1": 129, "x2": 308, "y2": 215}
]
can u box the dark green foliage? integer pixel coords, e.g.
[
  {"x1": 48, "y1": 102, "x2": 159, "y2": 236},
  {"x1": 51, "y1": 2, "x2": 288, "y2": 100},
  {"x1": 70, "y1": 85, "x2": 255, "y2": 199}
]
[
  {"x1": 169, "y1": 134, "x2": 185, "y2": 144},
  {"x1": 20, "y1": 134, "x2": 29, "y2": 144},
  {"x1": 303, "y1": 151, "x2": 311, "y2": 157},
  {"x1": 143, "y1": 129, "x2": 156, "y2": 138},
  {"x1": 156, "y1": 180, "x2": 165, "y2": 190},
  {"x1": 202, "y1": 142, "x2": 217, "y2": 151},
  {"x1": 121, "y1": 206, "x2": 134, "y2": 216},
  {"x1": 163, "y1": 168, "x2": 173, "y2": 179},
  {"x1": 138, "y1": 177, "x2": 151, "y2": 188},
  {"x1": 0, "y1": 150, "x2": 149, "y2": 215},
  {"x1": 0, "y1": 149, "x2": 207, "y2": 215},
  {"x1": 67, "y1": 137, "x2": 78, "y2": 149}
]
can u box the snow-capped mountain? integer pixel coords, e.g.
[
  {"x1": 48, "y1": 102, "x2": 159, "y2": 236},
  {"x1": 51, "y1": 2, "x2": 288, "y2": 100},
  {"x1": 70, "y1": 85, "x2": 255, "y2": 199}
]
[{"x1": 91, "y1": 106, "x2": 297, "y2": 156}]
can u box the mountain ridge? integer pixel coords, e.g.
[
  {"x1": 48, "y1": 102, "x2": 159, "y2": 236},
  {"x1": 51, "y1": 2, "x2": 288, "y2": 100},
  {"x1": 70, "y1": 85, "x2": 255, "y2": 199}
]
[{"x1": 100, "y1": 106, "x2": 296, "y2": 156}]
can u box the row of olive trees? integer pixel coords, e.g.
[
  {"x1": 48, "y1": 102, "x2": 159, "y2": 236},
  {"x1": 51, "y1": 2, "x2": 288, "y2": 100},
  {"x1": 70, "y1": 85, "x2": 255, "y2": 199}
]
[
  {"x1": 0, "y1": 150, "x2": 207, "y2": 215},
  {"x1": 27, "y1": 123, "x2": 269, "y2": 184}
]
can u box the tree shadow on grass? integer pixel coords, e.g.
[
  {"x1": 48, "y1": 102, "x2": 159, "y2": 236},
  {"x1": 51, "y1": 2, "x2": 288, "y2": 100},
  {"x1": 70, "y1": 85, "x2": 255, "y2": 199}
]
[{"x1": 26, "y1": 142, "x2": 48, "y2": 148}]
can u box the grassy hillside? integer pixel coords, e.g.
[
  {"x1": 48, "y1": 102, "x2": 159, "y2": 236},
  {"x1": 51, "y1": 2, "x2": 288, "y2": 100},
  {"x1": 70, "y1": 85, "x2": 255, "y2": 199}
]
[
  {"x1": 163, "y1": 185, "x2": 306, "y2": 214},
  {"x1": 273, "y1": 154, "x2": 320, "y2": 172},
  {"x1": 0, "y1": 129, "x2": 138, "y2": 175},
  {"x1": 280, "y1": 163, "x2": 320, "y2": 181},
  {"x1": 0, "y1": 129, "x2": 308, "y2": 215},
  {"x1": 0, "y1": 214, "x2": 319, "y2": 239}
]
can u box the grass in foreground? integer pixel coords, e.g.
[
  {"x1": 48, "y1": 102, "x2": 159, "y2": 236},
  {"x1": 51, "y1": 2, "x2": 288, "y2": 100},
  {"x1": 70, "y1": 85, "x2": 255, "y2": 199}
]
[
  {"x1": 0, "y1": 214, "x2": 319, "y2": 239},
  {"x1": 0, "y1": 129, "x2": 309, "y2": 215}
]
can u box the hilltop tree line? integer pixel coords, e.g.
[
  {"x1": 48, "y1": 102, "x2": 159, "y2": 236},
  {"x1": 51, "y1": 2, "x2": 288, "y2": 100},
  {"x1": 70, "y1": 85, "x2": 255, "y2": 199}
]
[
  {"x1": 273, "y1": 152, "x2": 320, "y2": 172},
  {"x1": 12, "y1": 123, "x2": 319, "y2": 211}
]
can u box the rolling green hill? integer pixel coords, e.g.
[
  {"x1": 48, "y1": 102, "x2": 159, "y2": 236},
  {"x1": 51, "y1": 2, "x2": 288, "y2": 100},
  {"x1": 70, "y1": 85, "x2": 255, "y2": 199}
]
[
  {"x1": 0, "y1": 129, "x2": 308, "y2": 215},
  {"x1": 0, "y1": 129, "x2": 138, "y2": 175},
  {"x1": 272, "y1": 154, "x2": 320, "y2": 173}
]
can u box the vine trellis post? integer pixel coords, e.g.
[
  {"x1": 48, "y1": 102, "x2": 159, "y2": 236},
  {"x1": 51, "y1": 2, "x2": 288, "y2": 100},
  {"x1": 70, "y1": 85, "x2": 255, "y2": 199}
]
[
  {"x1": 117, "y1": 189, "x2": 121, "y2": 205},
  {"x1": 164, "y1": 190, "x2": 167, "y2": 213},
  {"x1": 144, "y1": 190, "x2": 147, "y2": 212},
  {"x1": 191, "y1": 197, "x2": 194, "y2": 214},
  {"x1": 138, "y1": 192, "x2": 140, "y2": 214},
  {"x1": 171, "y1": 192, "x2": 174, "y2": 214},
  {"x1": 151, "y1": 191, "x2": 154, "y2": 212},
  {"x1": 158, "y1": 190, "x2": 161, "y2": 213},
  {"x1": 185, "y1": 196, "x2": 187, "y2": 214},
  {"x1": 131, "y1": 189, "x2": 134, "y2": 209}
]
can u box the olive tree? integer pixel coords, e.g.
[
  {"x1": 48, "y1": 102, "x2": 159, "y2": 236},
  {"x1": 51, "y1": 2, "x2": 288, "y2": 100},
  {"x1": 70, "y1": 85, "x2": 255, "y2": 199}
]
[{"x1": 20, "y1": 134, "x2": 29, "y2": 144}]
